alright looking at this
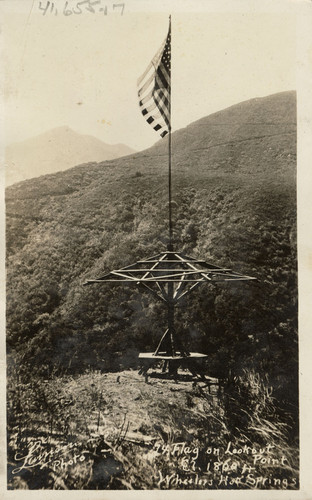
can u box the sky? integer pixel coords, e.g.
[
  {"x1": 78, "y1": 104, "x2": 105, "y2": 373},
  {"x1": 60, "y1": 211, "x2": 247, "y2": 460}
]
[{"x1": 2, "y1": 0, "x2": 297, "y2": 152}]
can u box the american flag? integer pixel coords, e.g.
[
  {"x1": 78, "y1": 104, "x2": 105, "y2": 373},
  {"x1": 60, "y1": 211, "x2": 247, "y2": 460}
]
[{"x1": 137, "y1": 19, "x2": 171, "y2": 138}]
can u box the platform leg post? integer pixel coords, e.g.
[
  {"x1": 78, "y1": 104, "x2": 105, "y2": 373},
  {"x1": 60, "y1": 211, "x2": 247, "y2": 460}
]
[{"x1": 167, "y1": 282, "x2": 176, "y2": 357}]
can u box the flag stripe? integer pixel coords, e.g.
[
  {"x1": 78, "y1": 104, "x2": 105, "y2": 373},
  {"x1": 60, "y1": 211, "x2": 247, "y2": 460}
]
[
  {"x1": 137, "y1": 61, "x2": 153, "y2": 87},
  {"x1": 138, "y1": 72, "x2": 155, "y2": 96},
  {"x1": 139, "y1": 90, "x2": 154, "y2": 106},
  {"x1": 153, "y1": 90, "x2": 170, "y2": 126},
  {"x1": 137, "y1": 39, "x2": 166, "y2": 87},
  {"x1": 142, "y1": 108, "x2": 162, "y2": 121},
  {"x1": 156, "y1": 68, "x2": 170, "y2": 89},
  {"x1": 141, "y1": 101, "x2": 158, "y2": 114}
]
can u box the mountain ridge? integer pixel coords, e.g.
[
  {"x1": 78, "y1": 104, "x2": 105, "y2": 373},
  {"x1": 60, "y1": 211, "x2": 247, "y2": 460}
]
[
  {"x1": 5, "y1": 91, "x2": 296, "y2": 193},
  {"x1": 5, "y1": 126, "x2": 136, "y2": 186}
]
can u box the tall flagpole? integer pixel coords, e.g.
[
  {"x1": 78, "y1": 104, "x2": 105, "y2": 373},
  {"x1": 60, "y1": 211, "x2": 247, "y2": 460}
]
[
  {"x1": 166, "y1": 15, "x2": 175, "y2": 361},
  {"x1": 168, "y1": 15, "x2": 173, "y2": 252},
  {"x1": 168, "y1": 122, "x2": 173, "y2": 250}
]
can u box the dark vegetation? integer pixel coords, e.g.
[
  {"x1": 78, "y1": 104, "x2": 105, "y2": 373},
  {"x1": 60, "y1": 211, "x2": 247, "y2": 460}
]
[{"x1": 6, "y1": 91, "x2": 298, "y2": 489}]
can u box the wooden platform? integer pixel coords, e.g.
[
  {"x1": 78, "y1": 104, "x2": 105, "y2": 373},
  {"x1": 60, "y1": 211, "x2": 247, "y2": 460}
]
[{"x1": 138, "y1": 352, "x2": 208, "y2": 360}]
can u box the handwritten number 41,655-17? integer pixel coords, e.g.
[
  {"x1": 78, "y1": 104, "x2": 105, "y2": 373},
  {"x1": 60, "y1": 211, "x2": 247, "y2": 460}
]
[{"x1": 38, "y1": 1, "x2": 125, "y2": 16}]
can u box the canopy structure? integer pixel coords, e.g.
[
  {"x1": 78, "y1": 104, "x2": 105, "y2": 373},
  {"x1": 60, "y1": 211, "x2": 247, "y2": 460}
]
[
  {"x1": 84, "y1": 248, "x2": 256, "y2": 363},
  {"x1": 84, "y1": 249, "x2": 255, "y2": 303}
]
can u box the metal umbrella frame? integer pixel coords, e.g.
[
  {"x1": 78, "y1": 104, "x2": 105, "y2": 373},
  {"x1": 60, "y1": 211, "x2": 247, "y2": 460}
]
[{"x1": 84, "y1": 248, "x2": 256, "y2": 363}]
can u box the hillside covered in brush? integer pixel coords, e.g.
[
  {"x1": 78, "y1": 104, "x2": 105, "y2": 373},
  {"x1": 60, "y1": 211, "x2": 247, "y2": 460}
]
[{"x1": 6, "y1": 91, "x2": 297, "y2": 405}]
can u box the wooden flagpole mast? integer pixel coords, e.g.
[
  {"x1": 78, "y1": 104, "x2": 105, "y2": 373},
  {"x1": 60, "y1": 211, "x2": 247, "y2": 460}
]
[
  {"x1": 168, "y1": 15, "x2": 173, "y2": 252},
  {"x1": 168, "y1": 127, "x2": 173, "y2": 250},
  {"x1": 167, "y1": 15, "x2": 176, "y2": 361}
]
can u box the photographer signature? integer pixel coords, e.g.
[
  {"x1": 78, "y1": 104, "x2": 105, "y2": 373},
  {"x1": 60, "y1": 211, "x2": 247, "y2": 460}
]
[{"x1": 12, "y1": 439, "x2": 88, "y2": 474}]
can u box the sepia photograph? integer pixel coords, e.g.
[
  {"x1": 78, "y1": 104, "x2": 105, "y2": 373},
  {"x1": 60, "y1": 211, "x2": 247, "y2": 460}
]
[{"x1": 1, "y1": 0, "x2": 311, "y2": 495}]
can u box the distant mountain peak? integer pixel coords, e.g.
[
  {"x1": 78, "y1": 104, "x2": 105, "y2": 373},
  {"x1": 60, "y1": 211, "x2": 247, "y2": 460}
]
[{"x1": 5, "y1": 128, "x2": 136, "y2": 186}]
